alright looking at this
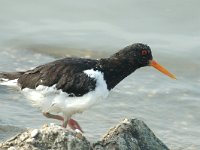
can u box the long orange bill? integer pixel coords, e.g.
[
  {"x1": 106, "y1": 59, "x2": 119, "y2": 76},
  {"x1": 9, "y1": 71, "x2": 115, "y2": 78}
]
[{"x1": 149, "y1": 60, "x2": 176, "y2": 79}]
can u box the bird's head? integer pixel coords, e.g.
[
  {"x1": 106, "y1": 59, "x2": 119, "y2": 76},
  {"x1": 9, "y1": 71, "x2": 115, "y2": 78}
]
[{"x1": 113, "y1": 43, "x2": 176, "y2": 79}]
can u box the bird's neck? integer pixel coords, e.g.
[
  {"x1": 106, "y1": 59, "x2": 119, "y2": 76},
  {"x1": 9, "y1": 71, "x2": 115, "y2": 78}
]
[{"x1": 96, "y1": 56, "x2": 140, "y2": 90}]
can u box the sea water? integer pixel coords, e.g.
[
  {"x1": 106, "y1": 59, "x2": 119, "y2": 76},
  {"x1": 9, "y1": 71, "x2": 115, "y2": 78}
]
[{"x1": 0, "y1": 1, "x2": 200, "y2": 149}]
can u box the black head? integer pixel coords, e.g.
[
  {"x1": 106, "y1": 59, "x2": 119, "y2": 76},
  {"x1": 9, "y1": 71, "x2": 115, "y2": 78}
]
[
  {"x1": 129, "y1": 43, "x2": 153, "y2": 67},
  {"x1": 111, "y1": 43, "x2": 176, "y2": 79},
  {"x1": 111, "y1": 43, "x2": 153, "y2": 68}
]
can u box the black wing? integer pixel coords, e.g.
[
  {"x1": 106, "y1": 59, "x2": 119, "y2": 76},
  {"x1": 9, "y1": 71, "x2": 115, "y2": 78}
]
[{"x1": 18, "y1": 57, "x2": 98, "y2": 96}]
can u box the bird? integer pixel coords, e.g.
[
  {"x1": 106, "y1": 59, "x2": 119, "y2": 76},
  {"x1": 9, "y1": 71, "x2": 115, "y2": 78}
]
[{"x1": 0, "y1": 43, "x2": 176, "y2": 132}]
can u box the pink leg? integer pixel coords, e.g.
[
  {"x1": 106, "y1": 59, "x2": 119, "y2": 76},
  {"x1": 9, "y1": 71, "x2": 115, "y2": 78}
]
[
  {"x1": 43, "y1": 112, "x2": 64, "y2": 121},
  {"x1": 43, "y1": 112, "x2": 83, "y2": 132},
  {"x1": 68, "y1": 118, "x2": 83, "y2": 133}
]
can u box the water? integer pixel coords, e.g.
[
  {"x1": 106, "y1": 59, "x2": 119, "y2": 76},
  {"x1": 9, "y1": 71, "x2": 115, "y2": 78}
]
[{"x1": 0, "y1": 0, "x2": 200, "y2": 149}]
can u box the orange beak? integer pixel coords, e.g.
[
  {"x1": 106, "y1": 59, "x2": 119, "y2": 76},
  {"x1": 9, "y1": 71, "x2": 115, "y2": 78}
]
[{"x1": 149, "y1": 60, "x2": 176, "y2": 79}]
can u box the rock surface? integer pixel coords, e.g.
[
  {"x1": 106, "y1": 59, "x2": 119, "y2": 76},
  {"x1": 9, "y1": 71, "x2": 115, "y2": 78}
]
[
  {"x1": 0, "y1": 119, "x2": 169, "y2": 150},
  {"x1": 93, "y1": 119, "x2": 169, "y2": 150},
  {"x1": 0, "y1": 124, "x2": 91, "y2": 150}
]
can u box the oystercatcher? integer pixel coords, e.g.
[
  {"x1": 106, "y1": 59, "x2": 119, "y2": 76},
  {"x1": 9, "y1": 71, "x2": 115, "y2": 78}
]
[{"x1": 0, "y1": 43, "x2": 176, "y2": 132}]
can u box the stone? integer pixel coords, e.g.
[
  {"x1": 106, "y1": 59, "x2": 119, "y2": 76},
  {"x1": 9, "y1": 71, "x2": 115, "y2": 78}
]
[
  {"x1": 7, "y1": 146, "x2": 16, "y2": 150},
  {"x1": 93, "y1": 118, "x2": 169, "y2": 150},
  {"x1": 0, "y1": 124, "x2": 91, "y2": 150},
  {"x1": 31, "y1": 129, "x2": 39, "y2": 138},
  {"x1": 0, "y1": 118, "x2": 169, "y2": 150}
]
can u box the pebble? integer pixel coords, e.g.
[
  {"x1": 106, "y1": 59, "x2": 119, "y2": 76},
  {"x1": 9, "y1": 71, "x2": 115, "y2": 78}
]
[
  {"x1": 122, "y1": 118, "x2": 130, "y2": 124},
  {"x1": 75, "y1": 129, "x2": 82, "y2": 133},
  {"x1": 8, "y1": 146, "x2": 16, "y2": 150},
  {"x1": 26, "y1": 138, "x2": 35, "y2": 143},
  {"x1": 31, "y1": 129, "x2": 39, "y2": 138},
  {"x1": 117, "y1": 126, "x2": 124, "y2": 133},
  {"x1": 20, "y1": 135, "x2": 27, "y2": 141},
  {"x1": 75, "y1": 133, "x2": 83, "y2": 140}
]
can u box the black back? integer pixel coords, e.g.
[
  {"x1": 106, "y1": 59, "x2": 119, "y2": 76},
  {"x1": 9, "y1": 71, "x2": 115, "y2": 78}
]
[{"x1": 18, "y1": 58, "x2": 98, "y2": 96}]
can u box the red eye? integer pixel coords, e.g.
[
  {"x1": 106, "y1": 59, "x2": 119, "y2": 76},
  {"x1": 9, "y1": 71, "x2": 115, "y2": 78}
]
[{"x1": 141, "y1": 50, "x2": 148, "y2": 55}]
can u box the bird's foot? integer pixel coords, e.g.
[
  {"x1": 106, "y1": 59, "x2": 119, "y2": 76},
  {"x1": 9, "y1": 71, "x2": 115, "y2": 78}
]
[
  {"x1": 64, "y1": 119, "x2": 83, "y2": 133},
  {"x1": 43, "y1": 112, "x2": 83, "y2": 132}
]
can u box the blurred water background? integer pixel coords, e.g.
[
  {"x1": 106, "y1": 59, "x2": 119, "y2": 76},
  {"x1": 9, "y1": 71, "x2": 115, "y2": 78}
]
[{"x1": 0, "y1": 0, "x2": 200, "y2": 149}]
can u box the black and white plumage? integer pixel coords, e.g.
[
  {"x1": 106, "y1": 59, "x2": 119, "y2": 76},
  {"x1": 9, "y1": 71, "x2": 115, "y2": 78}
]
[{"x1": 0, "y1": 43, "x2": 175, "y2": 131}]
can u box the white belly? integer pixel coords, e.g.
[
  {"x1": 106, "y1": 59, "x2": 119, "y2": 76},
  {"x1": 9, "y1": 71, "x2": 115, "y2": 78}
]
[{"x1": 21, "y1": 69, "x2": 109, "y2": 116}]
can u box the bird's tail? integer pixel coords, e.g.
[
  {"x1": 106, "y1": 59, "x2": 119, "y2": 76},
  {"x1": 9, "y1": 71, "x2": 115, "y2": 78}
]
[{"x1": 0, "y1": 71, "x2": 24, "y2": 81}]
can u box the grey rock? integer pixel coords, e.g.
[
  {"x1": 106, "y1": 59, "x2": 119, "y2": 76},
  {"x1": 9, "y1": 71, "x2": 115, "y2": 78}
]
[
  {"x1": 93, "y1": 118, "x2": 169, "y2": 150},
  {"x1": 0, "y1": 124, "x2": 91, "y2": 150},
  {"x1": 0, "y1": 119, "x2": 169, "y2": 150}
]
